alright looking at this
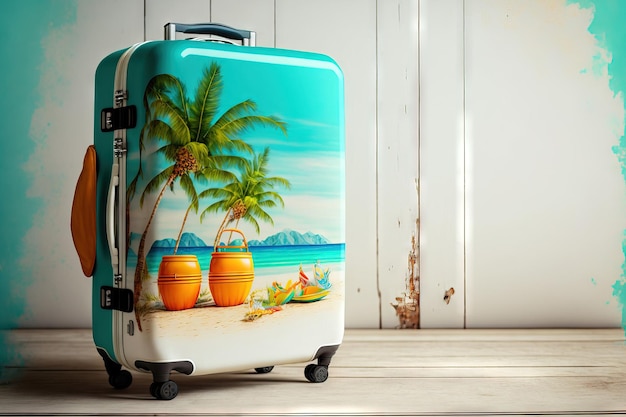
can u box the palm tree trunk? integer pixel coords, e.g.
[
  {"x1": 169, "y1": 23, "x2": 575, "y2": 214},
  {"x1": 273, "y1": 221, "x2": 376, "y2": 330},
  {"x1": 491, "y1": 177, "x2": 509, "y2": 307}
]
[
  {"x1": 226, "y1": 218, "x2": 242, "y2": 246},
  {"x1": 134, "y1": 174, "x2": 176, "y2": 331},
  {"x1": 174, "y1": 203, "x2": 194, "y2": 254},
  {"x1": 125, "y1": 205, "x2": 131, "y2": 257},
  {"x1": 213, "y1": 207, "x2": 233, "y2": 249}
]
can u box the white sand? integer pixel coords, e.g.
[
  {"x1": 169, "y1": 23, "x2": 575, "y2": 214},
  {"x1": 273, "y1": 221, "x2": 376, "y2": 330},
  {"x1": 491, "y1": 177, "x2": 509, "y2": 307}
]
[{"x1": 140, "y1": 269, "x2": 344, "y2": 336}]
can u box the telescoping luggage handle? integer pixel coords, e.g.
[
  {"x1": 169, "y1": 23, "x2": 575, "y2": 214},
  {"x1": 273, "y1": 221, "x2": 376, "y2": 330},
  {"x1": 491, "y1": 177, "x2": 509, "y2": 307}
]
[{"x1": 164, "y1": 23, "x2": 256, "y2": 46}]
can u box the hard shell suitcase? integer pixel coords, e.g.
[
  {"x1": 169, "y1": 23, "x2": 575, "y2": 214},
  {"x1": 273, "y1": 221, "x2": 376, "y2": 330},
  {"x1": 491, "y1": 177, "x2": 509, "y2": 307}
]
[{"x1": 71, "y1": 23, "x2": 345, "y2": 400}]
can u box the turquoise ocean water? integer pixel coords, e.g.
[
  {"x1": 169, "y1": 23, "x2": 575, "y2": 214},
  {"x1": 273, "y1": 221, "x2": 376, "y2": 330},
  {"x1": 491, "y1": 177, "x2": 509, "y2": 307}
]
[{"x1": 134, "y1": 244, "x2": 345, "y2": 277}]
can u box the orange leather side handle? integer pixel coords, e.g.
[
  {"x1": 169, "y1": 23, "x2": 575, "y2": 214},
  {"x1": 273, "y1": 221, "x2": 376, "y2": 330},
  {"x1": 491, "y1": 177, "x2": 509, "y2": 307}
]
[{"x1": 71, "y1": 145, "x2": 97, "y2": 277}]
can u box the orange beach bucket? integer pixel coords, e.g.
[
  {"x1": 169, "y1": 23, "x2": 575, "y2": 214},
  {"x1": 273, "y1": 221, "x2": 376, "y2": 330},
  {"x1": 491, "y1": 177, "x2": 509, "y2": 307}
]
[
  {"x1": 208, "y1": 229, "x2": 254, "y2": 307},
  {"x1": 157, "y1": 255, "x2": 202, "y2": 311}
]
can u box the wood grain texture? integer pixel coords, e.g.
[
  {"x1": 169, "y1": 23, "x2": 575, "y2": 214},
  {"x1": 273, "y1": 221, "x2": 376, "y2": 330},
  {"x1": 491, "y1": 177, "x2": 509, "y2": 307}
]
[
  {"x1": 211, "y1": 0, "x2": 275, "y2": 46},
  {"x1": 275, "y1": 0, "x2": 381, "y2": 328},
  {"x1": 376, "y1": 0, "x2": 420, "y2": 329},
  {"x1": 418, "y1": 0, "x2": 466, "y2": 329},
  {"x1": 144, "y1": 0, "x2": 211, "y2": 40},
  {"x1": 463, "y1": 0, "x2": 625, "y2": 329},
  {"x1": 2, "y1": 329, "x2": 625, "y2": 415}
]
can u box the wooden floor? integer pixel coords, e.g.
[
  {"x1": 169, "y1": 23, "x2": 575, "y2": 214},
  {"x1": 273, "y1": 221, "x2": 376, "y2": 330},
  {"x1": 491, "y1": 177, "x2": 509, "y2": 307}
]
[{"x1": 2, "y1": 329, "x2": 626, "y2": 416}]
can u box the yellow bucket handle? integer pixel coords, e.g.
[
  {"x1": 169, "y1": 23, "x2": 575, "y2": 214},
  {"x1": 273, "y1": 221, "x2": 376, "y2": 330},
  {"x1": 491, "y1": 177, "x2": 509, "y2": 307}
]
[{"x1": 214, "y1": 228, "x2": 249, "y2": 252}]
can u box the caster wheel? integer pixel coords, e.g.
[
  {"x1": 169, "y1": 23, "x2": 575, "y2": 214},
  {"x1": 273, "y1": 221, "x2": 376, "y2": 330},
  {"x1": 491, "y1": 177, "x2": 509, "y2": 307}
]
[
  {"x1": 304, "y1": 364, "x2": 328, "y2": 383},
  {"x1": 254, "y1": 366, "x2": 274, "y2": 374},
  {"x1": 153, "y1": 380, "x2": 178, "y2": 400},
  {"x1": 108, "y1": 370, "x2": 132, "y2": 389},
  {"x1": 304, "y1": 364, "x2": 317, "y2": 381},
  {"x1": 149, "y1": 382, "x2": 159, "y2": 398}
]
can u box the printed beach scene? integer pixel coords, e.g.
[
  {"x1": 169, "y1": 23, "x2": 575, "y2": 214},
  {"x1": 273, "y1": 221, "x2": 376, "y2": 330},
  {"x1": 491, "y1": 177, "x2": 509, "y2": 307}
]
[
  {"x1": 136, "y1": 239, "x2": 345, "y2": 335},
  {"x1": 123, "y1": 52, "x2": 344, "y2": 333},
  {"x1": 130, "y1": 233, "x2": 345, "y2": 330}
]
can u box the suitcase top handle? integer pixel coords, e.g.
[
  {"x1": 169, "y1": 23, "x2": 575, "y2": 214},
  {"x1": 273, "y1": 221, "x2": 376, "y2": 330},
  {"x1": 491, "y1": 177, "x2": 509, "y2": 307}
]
[{"x1": 164, "y1": 23, "x2": 256, "y2": 46}]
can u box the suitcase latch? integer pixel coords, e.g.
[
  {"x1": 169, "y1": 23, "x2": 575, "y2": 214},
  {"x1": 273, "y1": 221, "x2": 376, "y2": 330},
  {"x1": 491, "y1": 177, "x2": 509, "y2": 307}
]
[
  {"x1": 100, "y1": 286, "x2": 133, "y2": 312},
  {"x1": 101, "y1": 105, "x2": 137, "y2": 132}
]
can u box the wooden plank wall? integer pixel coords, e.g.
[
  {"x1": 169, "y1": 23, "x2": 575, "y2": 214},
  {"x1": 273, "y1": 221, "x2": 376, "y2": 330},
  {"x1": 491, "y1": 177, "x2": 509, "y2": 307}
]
[
  {"x1": 18, "y1": 0, "x2": 625, "y2": 330},
  {"x1": 141, "y1": 0, "x2": 420, "y2": 329},
  {"x1": 22, "y1": 0, "x2": 418, "y2": 329}
]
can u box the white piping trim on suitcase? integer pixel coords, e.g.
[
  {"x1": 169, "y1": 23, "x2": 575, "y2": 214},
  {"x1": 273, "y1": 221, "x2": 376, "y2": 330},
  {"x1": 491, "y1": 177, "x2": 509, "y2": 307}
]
[
  {"x1": 110, "y1": 42, "x2": 148, "y2": 370},
  {"x1": 108, "y1": 43, "x2": 143, "y2": 275}
]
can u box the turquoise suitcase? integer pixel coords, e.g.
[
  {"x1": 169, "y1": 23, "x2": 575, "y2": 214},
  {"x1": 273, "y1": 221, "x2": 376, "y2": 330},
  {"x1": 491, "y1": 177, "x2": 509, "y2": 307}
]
[{"x1": 71, "y1": 23, "x2": 345, "y2": 400}]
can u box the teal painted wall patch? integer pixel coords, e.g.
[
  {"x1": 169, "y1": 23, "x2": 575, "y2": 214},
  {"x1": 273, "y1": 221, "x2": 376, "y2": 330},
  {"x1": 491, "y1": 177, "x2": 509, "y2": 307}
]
[
  {"x1": 0, "y1": 0, "x2": 77, "y2": 382},
  {"x1": 568, "y1": 0, "x2": 626, "y2": 332}
]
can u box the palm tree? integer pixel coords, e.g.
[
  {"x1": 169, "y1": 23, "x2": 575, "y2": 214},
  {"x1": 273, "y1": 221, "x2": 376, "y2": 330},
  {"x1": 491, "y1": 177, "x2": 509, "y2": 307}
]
[
  {"x1": 172, "y1": 159, "x2": 238, "y2": 254},
  {"x1": 128, "y1": 63, "x2": 286, "y2": 330},
  {"x1": 199, "y1": 147, "x2": 291, "y2": 248}
]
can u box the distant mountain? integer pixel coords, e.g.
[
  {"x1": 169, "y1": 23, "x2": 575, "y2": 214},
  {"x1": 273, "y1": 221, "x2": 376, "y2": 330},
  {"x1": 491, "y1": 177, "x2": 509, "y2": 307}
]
[
  {"x1": 248, "y1": 229, "x2": 330, "y2": 246},
  {"x1": 146, "y1": 230, "x2": 329, "y2": 251},
  {"x1": 150, "y1": 232, "x2": 208, "y2": 249}
]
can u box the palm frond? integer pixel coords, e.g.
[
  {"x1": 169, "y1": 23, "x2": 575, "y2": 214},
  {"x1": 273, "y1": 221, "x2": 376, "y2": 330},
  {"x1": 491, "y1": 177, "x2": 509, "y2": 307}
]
[
  {"x1": 179, "y1": 175, "x2": 199, "y2": 213},
  {"x1": 189, "y1": 63, "x2": 223, "y2": 142},
  {"x1": 209, "y1": 100, "x2": 257, "y2": 132},
  {"x1": 245, "y1": 202, "x2": 274, "y2": 225},
  {"x1": 184, "y1": 141, "x2": 210, "y2": 167},
  {"x1": 217, "y1": 99, "x2": 258, "y2": 118},
  {"x1": 139, "y1": 167, "x2": 175, "y2": 207},
  {"x1": 196, "y1": 165, "x2": 237, "y2": 183},
  {"x1": 256, "y1": 200, "x2": 278, "y2": 211},
  {"x1": 145, "y1": 119, "x2": 188, "y2": 149},
  {"x1": 211, "y1": 134, "x2": 253, "y2": 155},
  {"x1": 242, "y1": 208, "x2": 264, "y2": 234},
  {"x1": 200, "y1": 198, "x2": 235, "y2": 222},
  {"x1": 248, "y1": 146, "x2": 270, "y2": 176},
  {"x1": 145, "y1": 74, "x2": 184, "y2": 100},
  {"x1": 209, "y1": 133, "x2": 255, "y2": 155},
  {"x1": 255, "y1": 191, "x2": 285, "y2": 207},
  {"x1": 141, "y1": 67, "x2": 291, "y2": 239},
  {"x1": 150, "y1": 100, "x2": 190, "y2": 143},
  {"x1": 209, "y1": 154, "x2": 248, "y2": 171},
  {"x1": 258, "y1": 176, "x2": 291, "y2": 190},
  {"x1": 127, "y1": 126, "x2": 147, "y2": 201},
  {"x1": 156, "y1": 143, "x2": 183, "y2": 162},
  {"x1": 144, "y1": 74, "x2": 188, "y2": 122},
  {"x1": 198, "y1": 186, "x2": 236, "y2": 202},
  {"x1": 212, "y1": 114, "x2": 288, "y2": 140}
]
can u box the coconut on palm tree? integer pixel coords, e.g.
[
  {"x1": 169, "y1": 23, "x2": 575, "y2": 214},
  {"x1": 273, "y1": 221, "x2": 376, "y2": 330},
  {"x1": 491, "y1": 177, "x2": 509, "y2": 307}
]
[{"x1": 128, "y1": 63, "x2": 286, "y2": 329}]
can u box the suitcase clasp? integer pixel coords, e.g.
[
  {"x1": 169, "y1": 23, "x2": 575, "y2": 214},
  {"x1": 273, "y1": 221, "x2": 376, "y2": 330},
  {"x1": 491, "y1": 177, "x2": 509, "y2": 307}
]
[
  {"x1": 100, "y1": 105, "x2": 137, "y2": 132},
  {"x1": 100, "y1": 286, "x2": 133, "y2": 313}
]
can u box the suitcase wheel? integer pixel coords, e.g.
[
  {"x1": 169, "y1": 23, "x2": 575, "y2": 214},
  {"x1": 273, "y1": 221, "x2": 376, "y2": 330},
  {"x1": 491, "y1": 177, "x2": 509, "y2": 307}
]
[
  {"x1": 108, "y1": 370, "x2": 132, "y2": 390},
  {"x1": 150, "y1": 380, "x2": 178, "y2": 400},
  {"x1": 254, "y1": 366, "x2": 274, "y2": 374},
  {"x1": 304, "y1": 364, "x2": 328, "y2": 383}
]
